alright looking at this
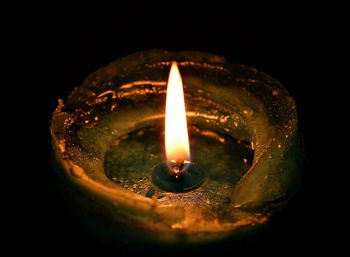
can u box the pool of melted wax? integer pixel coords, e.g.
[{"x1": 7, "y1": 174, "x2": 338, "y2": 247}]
[{"x1": 105, "y1": 126, "x2": 253, "y2": 221}]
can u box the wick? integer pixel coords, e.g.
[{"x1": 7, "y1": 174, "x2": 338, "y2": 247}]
[
  {"x1": 172, "y1": 161, "x2": 185, "y2": 174},
  {"x1": 168, "y1": 160, "x2": 191, "y2": 178},
  {"x1": 152, "y1": 161, "x2": 205, "y2": 192}
]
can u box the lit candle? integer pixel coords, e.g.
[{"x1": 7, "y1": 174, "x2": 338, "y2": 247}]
[
  {"x1": 165, "y1": 62, "x2": 191, "y2": 176},
  {"x1": 152, "y1": 62, "x2": 205, "y2": 192},
  {"x1": 51, "y1": 49, "x2": 302, "y2": 245}
]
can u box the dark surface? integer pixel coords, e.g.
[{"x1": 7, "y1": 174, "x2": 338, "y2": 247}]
[{"x1": 20, "y1": 5, "x2": 344, "y2": 257}]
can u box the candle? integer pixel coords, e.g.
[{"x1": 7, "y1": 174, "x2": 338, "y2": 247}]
[{"x1": 51, "y1": 49, "x2": 302, "y2": 245}]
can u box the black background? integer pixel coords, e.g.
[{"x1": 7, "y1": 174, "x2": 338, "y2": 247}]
[{"x1": 21, "y1": 4, "x2": 345, "y2": 257}]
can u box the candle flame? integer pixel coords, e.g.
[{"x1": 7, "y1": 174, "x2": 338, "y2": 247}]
[{"x1": 165, "y1": 62, "x2": 190, "y2": 167}]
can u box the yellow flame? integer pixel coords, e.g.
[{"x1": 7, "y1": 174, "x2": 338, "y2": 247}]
[{"x1": 165, "y1": 62, "x2": 190, "y2": 163}]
